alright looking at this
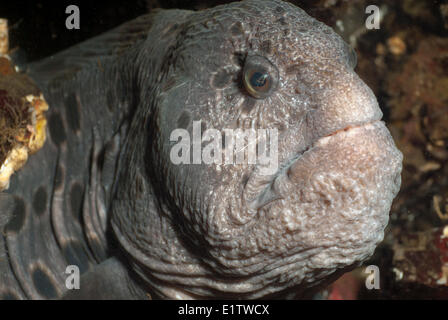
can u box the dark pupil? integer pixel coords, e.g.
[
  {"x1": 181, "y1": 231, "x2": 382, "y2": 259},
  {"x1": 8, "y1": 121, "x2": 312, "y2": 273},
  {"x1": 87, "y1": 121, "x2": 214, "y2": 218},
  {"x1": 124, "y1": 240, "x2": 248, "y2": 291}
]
[{"x1": 250, "y1": 72, "x2": 268, "y2": 88}]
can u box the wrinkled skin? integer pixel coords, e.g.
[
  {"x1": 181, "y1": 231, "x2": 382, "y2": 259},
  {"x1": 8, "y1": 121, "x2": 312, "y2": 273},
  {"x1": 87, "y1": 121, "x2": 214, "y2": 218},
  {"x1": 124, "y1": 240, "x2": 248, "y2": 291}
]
[{"x1": 0, "y1": 0, "x2": 402, "y2": 299}]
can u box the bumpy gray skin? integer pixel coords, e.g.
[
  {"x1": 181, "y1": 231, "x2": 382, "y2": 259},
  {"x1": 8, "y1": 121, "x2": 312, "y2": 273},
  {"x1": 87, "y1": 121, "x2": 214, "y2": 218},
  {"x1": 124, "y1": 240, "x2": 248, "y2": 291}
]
[{"x1": 0, "y1": 0, "x2": 402, "y2": 299}]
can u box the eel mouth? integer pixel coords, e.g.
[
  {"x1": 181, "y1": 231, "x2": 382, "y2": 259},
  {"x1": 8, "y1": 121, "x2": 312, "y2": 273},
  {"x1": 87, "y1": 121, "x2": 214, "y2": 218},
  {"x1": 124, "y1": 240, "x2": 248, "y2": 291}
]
[
  {"x1": 283, "y1": 120, "x2": 382, "y2": 175},
  {"x1": 242, "y1": 119, "x2": 391, "y2": 214}
]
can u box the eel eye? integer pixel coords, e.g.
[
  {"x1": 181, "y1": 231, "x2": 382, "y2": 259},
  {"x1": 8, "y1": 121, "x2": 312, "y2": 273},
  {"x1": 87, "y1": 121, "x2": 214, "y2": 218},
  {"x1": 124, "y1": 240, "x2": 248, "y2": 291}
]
[{"x1": 243, "y1": 55, "x2": 279, "y2": 99}]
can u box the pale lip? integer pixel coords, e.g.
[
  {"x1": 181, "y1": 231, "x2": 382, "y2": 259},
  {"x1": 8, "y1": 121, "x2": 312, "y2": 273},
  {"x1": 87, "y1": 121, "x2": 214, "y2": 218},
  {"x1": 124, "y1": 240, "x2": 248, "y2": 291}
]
[
  {"x1": 285, "y1": 119, "x2": 400, "y2": 185},
  {"x1": 243, "y1": 119, "x2": 395, "y2": 213},
  {"x1": 283, "y1": 119, "x2": 384, "y2": 176}
]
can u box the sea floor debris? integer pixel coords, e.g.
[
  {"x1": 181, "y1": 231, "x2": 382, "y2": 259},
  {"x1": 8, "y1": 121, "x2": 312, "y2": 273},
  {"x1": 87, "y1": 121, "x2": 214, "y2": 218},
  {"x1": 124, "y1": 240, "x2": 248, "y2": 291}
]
[{"x1": 0, "y1": 18, "x2": 48, "y2": 191}]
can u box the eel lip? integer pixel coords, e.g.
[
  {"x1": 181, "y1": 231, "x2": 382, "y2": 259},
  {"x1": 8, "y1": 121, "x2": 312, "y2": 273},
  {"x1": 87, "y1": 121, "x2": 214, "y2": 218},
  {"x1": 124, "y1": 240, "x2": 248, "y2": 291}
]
[
  {"x1": 278, "y1": 120, "x2": 382, "y2": 178},
  {"x1": 244, "y1": 120, "x2": 383, "y2": 212}
]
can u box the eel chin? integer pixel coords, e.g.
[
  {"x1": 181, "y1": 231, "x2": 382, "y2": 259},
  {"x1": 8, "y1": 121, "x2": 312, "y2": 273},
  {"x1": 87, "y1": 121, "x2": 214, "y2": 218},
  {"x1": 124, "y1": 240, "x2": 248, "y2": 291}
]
[{"x1": 222, "y1": 120, "x2": 403, "y2": 298}]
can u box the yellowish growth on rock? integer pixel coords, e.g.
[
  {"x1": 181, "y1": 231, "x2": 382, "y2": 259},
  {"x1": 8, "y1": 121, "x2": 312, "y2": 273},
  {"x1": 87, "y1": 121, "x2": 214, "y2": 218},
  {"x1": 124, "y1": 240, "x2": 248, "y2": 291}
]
[
  {"x1": 0, "y1": 146, "x2": 28, "y2": 190},
  {"x1": 0, "y1": 19, "x2": 49, "y2": 191}
]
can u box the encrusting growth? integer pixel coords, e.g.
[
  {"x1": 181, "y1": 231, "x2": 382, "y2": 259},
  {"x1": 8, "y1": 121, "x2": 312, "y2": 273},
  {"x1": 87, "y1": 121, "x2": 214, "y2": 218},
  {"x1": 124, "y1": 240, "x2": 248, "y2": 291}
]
[{"x1": 0, "y1": 18, "x2": 49, "y2": 191}]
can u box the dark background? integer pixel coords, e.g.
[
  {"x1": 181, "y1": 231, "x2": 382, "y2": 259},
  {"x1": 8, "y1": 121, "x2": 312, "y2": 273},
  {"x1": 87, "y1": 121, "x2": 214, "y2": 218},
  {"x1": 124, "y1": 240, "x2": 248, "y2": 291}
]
[{"x1": 0, "y1": 0, "x2": 386, "y2": 62}]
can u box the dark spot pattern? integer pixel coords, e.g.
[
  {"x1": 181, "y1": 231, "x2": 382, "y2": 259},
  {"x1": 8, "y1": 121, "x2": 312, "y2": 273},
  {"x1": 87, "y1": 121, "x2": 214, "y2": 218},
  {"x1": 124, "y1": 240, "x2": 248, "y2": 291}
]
[
  {"x1": 64, "y1": 93, "x2": 81, "y2": 133},
  {"x1": 62, "y1": 241, "x2": 90, "y2": 274},
  {"x1": 5, "y1": 197, "x2": 26, "y2": 234},
  {"x1": 70, "y1": 183, "x2": 84, "y2": 223},
  {"x1": 32, "y1": 186, "x2": 47, "y2": 216},
  {"x1": 212, "y1": 69, "x2": 232, "y2": 89},
  {"x1": 48, "y1": 113, "x2": 67, "y2": 146},
  {"x1": 32, "y1": 267, "x2": 58, "y2": 299},
  {"x1": 177, "y1": 111, "x2": 191, "y2": 130}
]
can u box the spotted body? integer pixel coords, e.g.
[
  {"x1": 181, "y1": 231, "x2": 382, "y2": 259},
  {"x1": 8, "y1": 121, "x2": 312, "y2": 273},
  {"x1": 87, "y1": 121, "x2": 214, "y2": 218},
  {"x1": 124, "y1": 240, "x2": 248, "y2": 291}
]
[{"x1": 0, "y1": 0, "x2": 402, "y2": 299}]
